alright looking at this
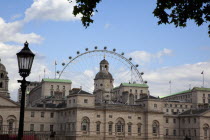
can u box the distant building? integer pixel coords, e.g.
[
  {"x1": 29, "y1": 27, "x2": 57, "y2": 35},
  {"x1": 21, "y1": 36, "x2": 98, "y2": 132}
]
[
  {"x1": 0, "y1": 59, "x2": 10, "y2": 98},
  {"x1": 18, "y1": 81, "x2": 40, "y2": 106}
]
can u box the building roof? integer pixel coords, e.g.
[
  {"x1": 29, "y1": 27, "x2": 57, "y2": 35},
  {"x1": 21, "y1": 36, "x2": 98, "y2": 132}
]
[
  {"x1": 100, "y1": 59, "x2": 109, "y2": 64},
  {"x1": 136, "y1": 95, "x2": 158, "y2": 101},
  {"x1": 94, "y1": 71, "x2": 113, "y2": 80},
  {"x1": 161, "y1": 87, "x2": 210, "y2": 98},
  {"x1": 179, "y1": 109, "x2": 209, "y2": 116},
  {"x1": 70, "y1": 88, "x2": 91, "y2": 95},
  {"x1": 114, "y1": 83, "x2": 148, "y2": 89},
  {"x1": 42, "y1": 78, "x2": 72, "y2": 83}
]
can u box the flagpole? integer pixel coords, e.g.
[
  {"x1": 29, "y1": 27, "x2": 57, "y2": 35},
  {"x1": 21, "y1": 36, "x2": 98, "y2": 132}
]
[
  {"x1": 203, "y1": 71, "x2": 204, "y2": 87},
  {"x1": 55, "y1": 61, "x2": 57, "y2": 79}
]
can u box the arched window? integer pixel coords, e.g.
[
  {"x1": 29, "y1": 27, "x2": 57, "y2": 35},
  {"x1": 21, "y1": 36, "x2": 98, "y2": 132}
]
[
  {"x1": 81, "y1": 117, "x2": 90, "y2": 134},
  {"x1": 115, "y1": 118, "x2": 125, "y2": 134},
  {"x1": 203, "y1": 124, "x2": 209, "y2": 138},
  {"x1": 0, "y1": 82, "x2": 2, "y2": 88},
  {"x1": 152, "y1": 120, "x2": 159, "y2": 136}
]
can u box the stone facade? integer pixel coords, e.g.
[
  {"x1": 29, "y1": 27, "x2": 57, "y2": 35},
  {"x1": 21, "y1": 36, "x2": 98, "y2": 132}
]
[
  {"x1": 0, "y1": 60, "x2": 9, "y2": 98},
  {"x1": 0, "y1": 59, "x2": 209, "y2": 140}
]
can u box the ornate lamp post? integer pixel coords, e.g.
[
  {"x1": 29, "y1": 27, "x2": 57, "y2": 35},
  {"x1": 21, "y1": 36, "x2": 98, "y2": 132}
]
[{"x1": 17, "y1": 41, "x2": 35, "y2": 140}]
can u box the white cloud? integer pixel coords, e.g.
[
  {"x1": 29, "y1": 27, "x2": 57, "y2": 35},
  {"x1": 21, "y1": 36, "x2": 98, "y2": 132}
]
[
  {"x1": 24, "y1": 0, "x2": 80, "y2": 22},
  {"x1": 104, "y1": 23, "x2": 111, "y2": 29},
  {"x1": 0, "y1": 17, "x2": 43, "y2": 44},
  {"x1": 0, "y1": 43, "x2": 50, "y2": 101},
  {"x1": 144, "y1": 61, "x2": 210, "y2": 97},
  {"x1": 128, "y1": 48, "x2": 173, "y2": 65},
  {"x1": 10, "y1": 14, "x2": 22, "y2": 20}
]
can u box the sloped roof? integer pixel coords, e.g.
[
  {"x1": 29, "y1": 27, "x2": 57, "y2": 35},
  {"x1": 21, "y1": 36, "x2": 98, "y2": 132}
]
[
  {"x1": 70, "y1": 88, "x2": 91, "y2": 95},
  {"x1": 179, "y1": 109, "x2": 209, "y2": 116},
  {"x1": 136, "y1": 95, "x2": 158, "y2": 101},
  {"x1": 161, "y1": 87, "x2": 210, "y2": 98},
  {"x1": 121, "y1": 83, "x2": 148, "y2": 88},
  {"x1": 42, "y1": 78, "x2": 72, "y2": 83}
]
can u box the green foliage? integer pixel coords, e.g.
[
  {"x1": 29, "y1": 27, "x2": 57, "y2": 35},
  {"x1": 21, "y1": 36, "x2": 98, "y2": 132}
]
[
  {"x1": 68, "y1": 0, "x2": 101, "y2": 28},
  {"x1": 153, "y1": 0, "x2": 210, "y2": 37}
]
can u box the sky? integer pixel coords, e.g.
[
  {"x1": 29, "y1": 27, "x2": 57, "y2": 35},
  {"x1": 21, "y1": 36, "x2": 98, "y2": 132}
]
[{"x1": 0, "y1": 0, "x2": 209, "y2": 101}]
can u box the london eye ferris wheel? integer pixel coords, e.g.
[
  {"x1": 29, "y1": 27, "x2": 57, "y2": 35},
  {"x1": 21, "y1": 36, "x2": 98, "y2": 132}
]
[{"x1": 56, "y1": 47, "x2": 146, "y2": 93}]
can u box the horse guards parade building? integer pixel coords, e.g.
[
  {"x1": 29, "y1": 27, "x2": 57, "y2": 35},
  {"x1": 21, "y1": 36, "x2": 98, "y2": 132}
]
[{"x1": 0, "y1": 57, "x2": 210, "y2": 140}]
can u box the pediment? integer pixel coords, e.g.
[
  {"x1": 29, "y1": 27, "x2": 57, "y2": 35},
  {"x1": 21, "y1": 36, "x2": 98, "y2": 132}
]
[{"x1": 0, "y1": 95, "x2": 18, "y2": 107}]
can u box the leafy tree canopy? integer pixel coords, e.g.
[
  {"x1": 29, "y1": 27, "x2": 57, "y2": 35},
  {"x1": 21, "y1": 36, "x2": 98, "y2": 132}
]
[{"x1": 70, "y1": 0, "x2": 210, "y2": 37}]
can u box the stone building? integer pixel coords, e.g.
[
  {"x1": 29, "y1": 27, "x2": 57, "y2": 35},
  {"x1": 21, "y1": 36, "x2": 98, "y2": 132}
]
[
  {"x1": 0, "y1": 59, "x2": 10, "y2": 98},
  {"x1": 0, "y1": 58, "x2": 209, "y2": 140}
]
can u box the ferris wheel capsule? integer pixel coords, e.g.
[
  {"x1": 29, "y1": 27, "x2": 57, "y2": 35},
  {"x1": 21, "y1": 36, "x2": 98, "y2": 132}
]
[
  {"x1": 113, "y1": 48, "x2": 116, "y2": 52},
  {"x1": 121, "y1": 52, "x2": 124, "y2": 55},
  {"x1": 62, "y1": 63, "x2": 65, "y2": 66},
  {"x1": 69, "y1": 56, "x2": 72, "y2": 59},
  {"x1": 104, "y1": 46, "x2": 107, "y2": 50},
  {"x1": 57, "y1": 71, "x2": 60, "y2": 74},
  {"x1": 141, "y1": 72, "x2": 144, "y2": 75},
  {"x1": 95, "y1": 46, "x2": 98, "y2": 50},
  {"x1": 136, "y1": 64, "x2": 139, "y2": 67},
  {"x1": 144, "y1": 81, "x2": 147, "y2": 84},
  {"x1": 85, "y1": 48, "x2": 88, "y2": 51},
  {"x1": 129, "y1": 57, "x2": 132, "y2": 61},
  {"x1": 77, "y1": 51, "x2": 80, "y2": 54}
]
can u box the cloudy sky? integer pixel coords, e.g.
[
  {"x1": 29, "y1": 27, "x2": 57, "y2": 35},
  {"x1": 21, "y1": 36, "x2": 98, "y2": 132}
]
[{"x1": 0, "y1": 0, "x2": 209, "y2": 101}]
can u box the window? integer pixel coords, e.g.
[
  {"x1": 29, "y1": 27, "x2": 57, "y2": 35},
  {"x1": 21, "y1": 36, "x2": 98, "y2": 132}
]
[
  {"x1": 180, "y1": 105, "x2": 182, "y2": 108},
  {"x1": 137, "y1": 124, "x2": 141, "y2": 135},
  {"x1": 203, "y1": 99, "x2": 205, "y2": 103},
  {"x1": 31, "y1": 112, "x2": 35, "y2": 117},
  {"x1": 50, "y1": 112, "x2": 54, "y2": 118},
  {"x1": 166, "y1": 118, "x2": 169, "y2": 123},
  {"x1": 175, "y1": 104, "x2": 177, "y2": 107},
  {"x1": 63, "y1": 86, "x2": 65, "y2": 90},
  {"x1": 152, "y1": 121, "x2": 159, "y2": 136},
  {"x1": 128, "y1": 116, "x2": 132, "y2": 119},
  {"x1": 166, "y1": 129, "x2": 169, "y2": 136},
  {"x1": 96, "y1": 122, "x2": 100, "y2": 133},
  {"x1": 41, "y1": 112, "x2": 44, "y2": 118},
  {"x1": 57, "y1": 85, "x2": 59, "y2": 89},
  {"x1": 100, "y1": 84, "x2": 103, "y2": 86},
  {"x1": 51, "y1": 85, "x2": 53, "y2": 89},
  {"x1": 185, "y1": 105, "x2": 188, "y2": 108},
  {"x1": 81, "y1": 117, "x2": 89, "y2": 132},
  {"x1": 135, "y1": 94, "x2": 137, "y2": 99},
  {"x1": 0, "y1": 82, "x2": 2, "y2": 88},
  {"x1": 194, "y1": 118, "x2": 196, "y2": 123},
  {"x1": 188, "y1": 129, "x2": 191, "y2": 136},
  {"x1": 128, "y1": 123, "x2": 132, "y2": 133},
  {"x1": 194, "y1": 129, "x2": 196, "y2": 136},
  {"x1": 50, "y1": 125, "x2": 54, "y2": 131},
  {"x1": 30, "y1": 124, "x2": 34, "y2": 131},
  {"x1": 108, "y1": 123, "x2": 113, "y2": 133},
  {"x1": 69, "y1": 100, "x2": 71, "y2": 104},
  {"x1": 140, "y1": 90, "x2": 143, "y2": 93},
  {"x1": 209, "y1": 99, "x2": 210, "y2": 104},
  {"x1": 116, "y1": 120, "x2": 124, "y2": 133},
  {"x1": 170, "y1": 104, "x2": 172, "y2": 107},
  {"x1": 135, "y1": 90, "x2": 137, "y2": 93},
  {"x1": 73, "y1": 99, "x2": 75, "y2": 103},
  {"x1": 130, "y1": 89, "x2": 132, "y2": 93},
  {"x1": 84, "y1": 99, "x2": 88, "y2": 103},
  {"x1": 154, "y1": 104, "x2": 157, "y2": 108},
  {"x1": 183, "y1": 130, "x2": 185, "y2": 136},
  {"x1": 166, "y1": 109, "x2": 169, "y2": 112},
  {"x1": 109, "y1": 115, "x2": 112, "y2": 118},
  {"x1": 203, "y1": 94, "x2": 205, "y2": 97},
  {"x1": 173, "y1": 118, "x2": 176, "y2": 124},
  {"x1": 40, "y1": 124, "x2": 44, "y2": 131},
  {"x1": 188, "y1": 118, "x2": 190, "y2": 123},
  {"x1": 138, "y1": 117, "x2": 141, "y2": 120},
  {"x1": 97, "y1": 115, "x2": 100, "y2": 118},
  {"x1": 173, "y1": 130, "x2": 176, "y2": 136}
]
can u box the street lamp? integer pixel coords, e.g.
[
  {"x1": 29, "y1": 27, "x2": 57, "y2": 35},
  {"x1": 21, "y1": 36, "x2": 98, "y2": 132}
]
[{"x1": 17, "y1": 41, "x2": 35, "y2": 140}]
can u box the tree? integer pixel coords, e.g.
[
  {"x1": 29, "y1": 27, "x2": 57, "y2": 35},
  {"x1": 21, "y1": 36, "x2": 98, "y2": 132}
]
[{"x1": 70, "y1": 0, "x2": 210, "y2": 37}]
